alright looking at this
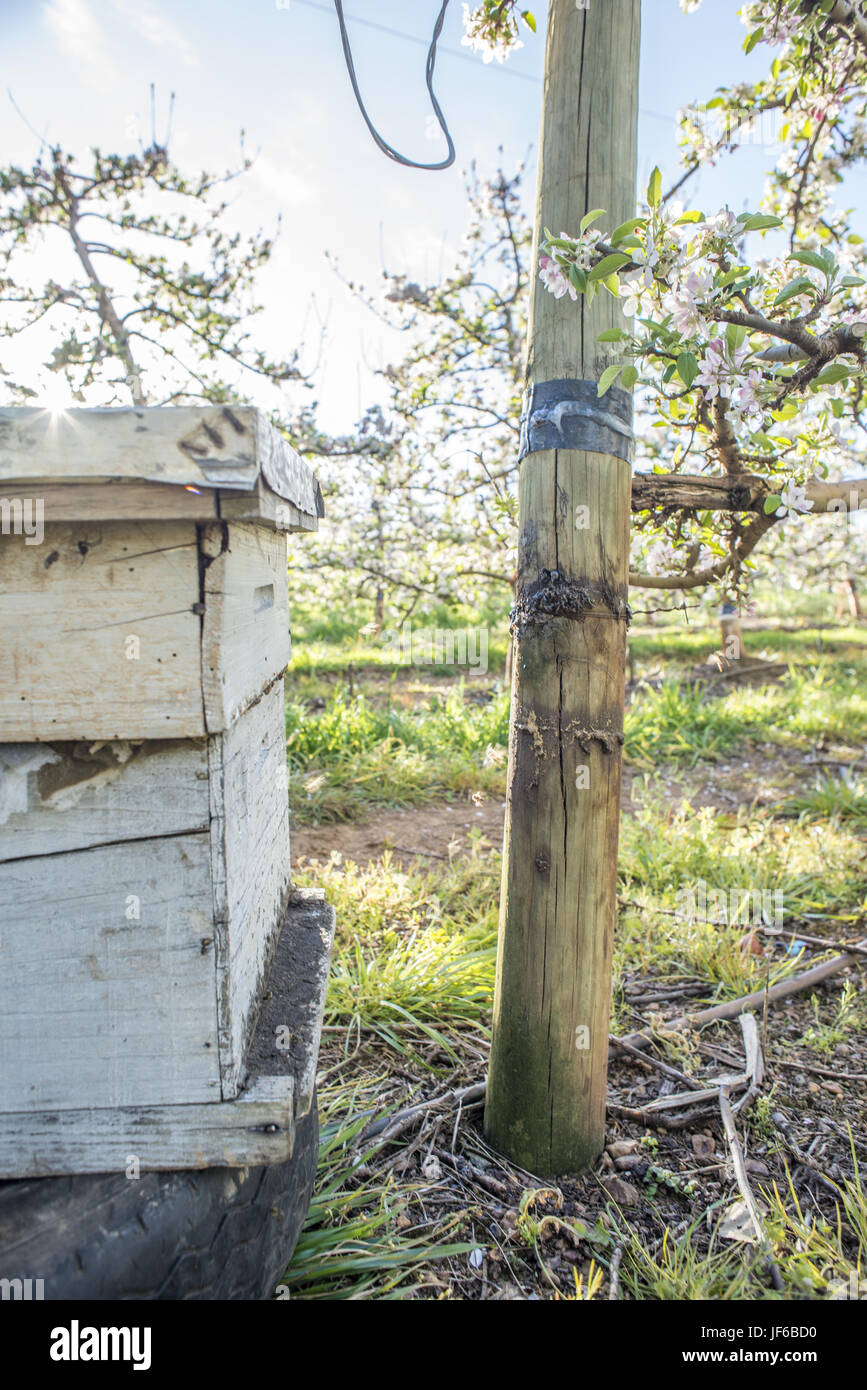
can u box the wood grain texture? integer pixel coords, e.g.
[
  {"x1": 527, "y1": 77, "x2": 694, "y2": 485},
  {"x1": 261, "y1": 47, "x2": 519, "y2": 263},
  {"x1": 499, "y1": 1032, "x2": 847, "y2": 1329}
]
[
  {"x1": 0, "y1": 1076, "x2": 295, "y2": 1178},
  {"x1": 0, "y1": 832, "x2": 221, "y2": 1114},
  {"x1": 0, "y1": 739, "x2": 209, "y2": 860},
  {"x1": 201, "y1": 523, "x2": 292, "y2": 732},
  {"x1": 209, "y1": 682, "x2": 293, "y2": 1098},
  {"x1": 219, "y1": 477, "x2": 319, "y2": 532},
  {"x1": 485, "y1": 0, "x2": 640, "y2": 1175},
  {"x1": 0, "y1": 520, "x2": 205, "y2": 741},
  {"x1": 0, "y1": 406, "x2": 320, "y2": 520},
  {"x1": 0, "y1": 481, "x2": 218, "y2": 522}
]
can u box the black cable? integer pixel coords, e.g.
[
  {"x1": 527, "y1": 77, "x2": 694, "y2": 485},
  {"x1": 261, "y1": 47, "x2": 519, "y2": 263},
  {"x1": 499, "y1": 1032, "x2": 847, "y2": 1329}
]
[{"x1": 333, "y1": 0, "x2": 456, "y2": 171}]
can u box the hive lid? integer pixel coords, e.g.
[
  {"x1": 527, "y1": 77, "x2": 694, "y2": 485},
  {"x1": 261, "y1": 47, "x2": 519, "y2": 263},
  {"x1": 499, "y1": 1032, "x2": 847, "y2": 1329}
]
[{"x1": 0, "y1": 405, "x2": 324, "y2": 522}]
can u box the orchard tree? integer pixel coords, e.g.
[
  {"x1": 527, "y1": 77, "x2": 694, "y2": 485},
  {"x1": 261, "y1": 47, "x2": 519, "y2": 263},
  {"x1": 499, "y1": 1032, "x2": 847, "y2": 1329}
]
[
  {"x1": 526, "y1": 0, "x2": 867, "y2": 599},
  {"x1": 297, "y1": 166, "x2": 530, "y2": 622},
  {"x1": 0, "y1": 135, "x2": 303, "y2": 409},
  {"x1": 305, "y1": 0, "x2": 867, "y2": 630}
]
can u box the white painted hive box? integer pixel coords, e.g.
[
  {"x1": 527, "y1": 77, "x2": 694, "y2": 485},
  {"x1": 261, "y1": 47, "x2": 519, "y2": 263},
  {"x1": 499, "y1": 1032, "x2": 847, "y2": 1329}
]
[{"x1": 0, "y1": 407, "x2": 328, "y2": 1177}]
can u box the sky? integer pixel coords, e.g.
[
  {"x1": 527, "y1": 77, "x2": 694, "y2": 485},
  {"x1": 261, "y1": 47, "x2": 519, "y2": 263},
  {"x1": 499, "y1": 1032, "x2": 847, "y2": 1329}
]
[{"x1": 0, "y1": 0, "x2": 837, "y2": 431}]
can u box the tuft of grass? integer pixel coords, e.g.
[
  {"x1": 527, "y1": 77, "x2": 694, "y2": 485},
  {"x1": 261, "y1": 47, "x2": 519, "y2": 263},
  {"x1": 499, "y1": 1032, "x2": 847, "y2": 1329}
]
[
  {"x1": 621, "y1": 1212, "x2": 758, "y2": 1300},
  {"x1": 282, "y1": 1082, "x2": 474, "y2": 1299},
  {"x1": 295, "y1": 848, "x2": 498, "y2": 1066},
  {"x1": 783, "y1": 773, "x2": 867, "y2": 827},
  {"x1": 286, "y1": 687, "x2": 509, "y2": 824},
  {"x1": 763, "y1": 1158, "x2": 867, "y2": 1299}
]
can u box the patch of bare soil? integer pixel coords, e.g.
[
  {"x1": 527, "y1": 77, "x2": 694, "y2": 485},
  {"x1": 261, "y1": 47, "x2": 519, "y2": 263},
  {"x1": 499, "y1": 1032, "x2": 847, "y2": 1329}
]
[
  {"x1": 293, "y1": 798, "x2": 507, "y2": 869},
  {"x1": 292, "y1": 740, "x2": 849, "y2": 868}
]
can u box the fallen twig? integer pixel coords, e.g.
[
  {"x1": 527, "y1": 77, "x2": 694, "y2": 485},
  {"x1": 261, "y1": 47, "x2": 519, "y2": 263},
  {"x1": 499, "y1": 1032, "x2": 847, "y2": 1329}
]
[
  {"x1": 719, "y1": 1087, "x2": 784, "y2": 1292},
  {"x1": 606, "y1": 1101, "x2": 718, "y2": 1132},
  {"x1": 359, "y1": 1080, "x2": 487, "y2": 1143},
  {"x1": 610, "y1": 939, "x2": 867, "y2": 1058},
  {"x1": 608, "y1": 1241, "x2": 625, "y2": 1301},
  {"x1": 770, "y1": 1112, "x2": 842, "y2": 1196},
  {"x1": 608, "y1": 1033, "x2": 707, "y2": 1090},
  {"x1": 762, "y1": 926, "x2": 867, "y2": 960}
]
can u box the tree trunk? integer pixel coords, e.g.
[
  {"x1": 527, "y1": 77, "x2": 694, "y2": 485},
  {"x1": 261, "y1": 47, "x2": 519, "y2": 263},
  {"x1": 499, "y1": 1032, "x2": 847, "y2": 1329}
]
[{"x1": 485, "y1": 0, "x2": 640, "y2": 1175}]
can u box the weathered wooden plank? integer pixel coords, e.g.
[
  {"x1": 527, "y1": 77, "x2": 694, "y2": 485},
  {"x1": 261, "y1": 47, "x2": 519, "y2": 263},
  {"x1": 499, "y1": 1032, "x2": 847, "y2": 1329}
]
[
  {"x1": 209, "y1": 682, "x2": 292, "y2": 1097},
  {"x1": 0, "y1": 833, "x2": 221, "y2": 1113},
  {"x1": 0, "y1": 481, "x2": 218, "y2": 522},
  {"x1": 201, "y1": 523, "x2": 292, "y2": 732},
  {"x1": 0, "y1": 1076, "x2": 295, "y2": 1178},
  {"x1": 219, "y1": 477, "x2": 319, "y2": 532},
  {"x1": 0, "y1": 406, "x2": 320, "y2": 519},
  {"x1": 0, "y1": 521, "x2": 205, "y2": 741},
  {"x1": 0, "y1": 739, "x2": 209, "y2": 860}
]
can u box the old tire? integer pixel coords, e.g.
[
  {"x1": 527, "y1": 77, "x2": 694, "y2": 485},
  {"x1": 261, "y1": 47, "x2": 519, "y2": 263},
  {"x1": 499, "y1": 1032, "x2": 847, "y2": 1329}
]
[{"x1": 0, "y1": 1096, "x2": 318, "y2": 1300}]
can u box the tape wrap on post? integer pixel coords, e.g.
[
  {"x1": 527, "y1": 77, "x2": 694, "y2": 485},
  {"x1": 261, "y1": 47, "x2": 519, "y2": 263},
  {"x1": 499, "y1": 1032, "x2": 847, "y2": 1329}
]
[{"x1": 518, "y1": 378, "x2": 634, "y2": 465}]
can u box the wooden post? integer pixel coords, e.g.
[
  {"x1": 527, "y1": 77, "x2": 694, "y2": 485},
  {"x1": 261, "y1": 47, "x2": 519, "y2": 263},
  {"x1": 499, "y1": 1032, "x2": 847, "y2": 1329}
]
[{"x1": 485, "y1": 0, "x2": 640, "y2": 1175}]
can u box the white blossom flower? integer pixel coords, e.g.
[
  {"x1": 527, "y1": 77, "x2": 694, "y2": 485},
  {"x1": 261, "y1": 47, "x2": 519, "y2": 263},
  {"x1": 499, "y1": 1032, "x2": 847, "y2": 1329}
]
[
  {"x1": 731, "y1": 367, "x2": 765, "y2": 420},
  {"x1": 663, "y1": 267, "x2": 714, "y2": 337},
  {"x1": 775, "y1": 481, "x2": 814, "y2": 520},
  {"x1": 695, "y1": 338, "x2": 751, "y2": 400},
  {"x1": 539, "y1": 255, "x2": 577, "y2": 301},
  {"x1": 461, "y1": 4, "x2": 523, "y2": 64}
]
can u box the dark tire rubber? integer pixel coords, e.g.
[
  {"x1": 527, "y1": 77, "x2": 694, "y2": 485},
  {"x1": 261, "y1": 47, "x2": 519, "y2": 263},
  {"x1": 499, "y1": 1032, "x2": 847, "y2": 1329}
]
[{"x1": 0, "y1": 1096, "x2": 318, "y2": 1300}]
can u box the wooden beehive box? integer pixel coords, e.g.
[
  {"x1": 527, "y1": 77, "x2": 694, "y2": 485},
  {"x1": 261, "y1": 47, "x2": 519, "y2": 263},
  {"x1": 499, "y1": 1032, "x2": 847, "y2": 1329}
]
[{"x1": 0, "y1": 407, "x2": 333, "y2": 1177}]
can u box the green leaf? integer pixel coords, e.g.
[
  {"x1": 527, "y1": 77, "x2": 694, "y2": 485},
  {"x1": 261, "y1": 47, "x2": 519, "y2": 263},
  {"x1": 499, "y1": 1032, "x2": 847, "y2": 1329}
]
[
  {"x1": 588, "y1": 252, "x2": 631, "y2": 283},
  {"x1": 739, "y1": 213, "x2": 783, "y2": 231},
  {"x1": 676, "y1": 209, "x2": 705, "y2": 224},
  {"x1": 596, "y1": 328, "x2": 627, "y2": 342},
  {"x1": 764, "y1": 494, "x2": 782, "y2": 514},
  {"x1": 840, "y1": 275, "x2": 865, "y2": 287},
  {"x1": 773, "y1": 276, "x2": 817, "y2": 305},
  {"x1": 621, "y1": 364, "x2": 639, "y2": 389},
  {"x1": 726, "y1": 322, "x2": 747, "y2": 352},
  {"x1": 717, "y1": 266, "x2": 750, "y2": 288},
  {"x1": 604, "y1": 273, "x2": 621, "y2": 297},
  {"x1": 744, "y1": 26, "x2": 765, "y2": 54},
  {"x1": 813, "y1": 363, "x2": 850, "y2": 386},
  {"x1": 597, "y1": 364, "x2": 623, "y2": 396},
  {"x1": 521, "y1": 9, "x2": 536, "y2": 31},
  {"x1": 568, "y1": 264, "x2": 587, "y2": 293},
  {"x1": 676, "y1": 351, "x2": 699, "y2": 388},
  {"x1": 790, "y1": 250, "x2": 832, "y2": 275},
  {"x1": 646, "y1": 166, "x2": 662, "y2": 210},
  {"x1": 610, "y1": 217, "x2": 646, "y2": 243},
  {"x1": 580, "y1": 207, "x2": 606, "y2": 234},
  {"x1": 662, "y1": 363, "x2": 677, "y2": 383}
]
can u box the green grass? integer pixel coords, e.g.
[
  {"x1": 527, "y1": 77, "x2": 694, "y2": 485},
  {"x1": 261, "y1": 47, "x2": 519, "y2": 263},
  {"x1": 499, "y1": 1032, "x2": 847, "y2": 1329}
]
[
  {"x1": 282, "y1": 620, "x2": 867, "y2": 1299},
  {"x1": 287, "y1": 644, "x2": 867, "y2": 823},
  {"x1": 783, "y1": 773, "x2": 867, "y2": 827},
  {"x1": 281, "y1": 1081, "x2": 474, "y2": 1299},
  {"x1": 286, "y1": 686, "x2": 509, "y2": 823}
]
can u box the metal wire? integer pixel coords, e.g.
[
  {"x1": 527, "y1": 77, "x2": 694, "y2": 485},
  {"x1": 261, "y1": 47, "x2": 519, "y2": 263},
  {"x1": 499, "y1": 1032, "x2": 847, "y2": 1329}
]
[{"x1": 332, "y1": 0, "x2": 456, "y2": 171}]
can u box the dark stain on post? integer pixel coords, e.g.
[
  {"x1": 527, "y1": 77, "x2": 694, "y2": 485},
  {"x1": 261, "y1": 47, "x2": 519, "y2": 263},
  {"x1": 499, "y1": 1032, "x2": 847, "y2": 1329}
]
[{"x1": 511, "y1": 568, "x2": 630, "y2": 631}]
